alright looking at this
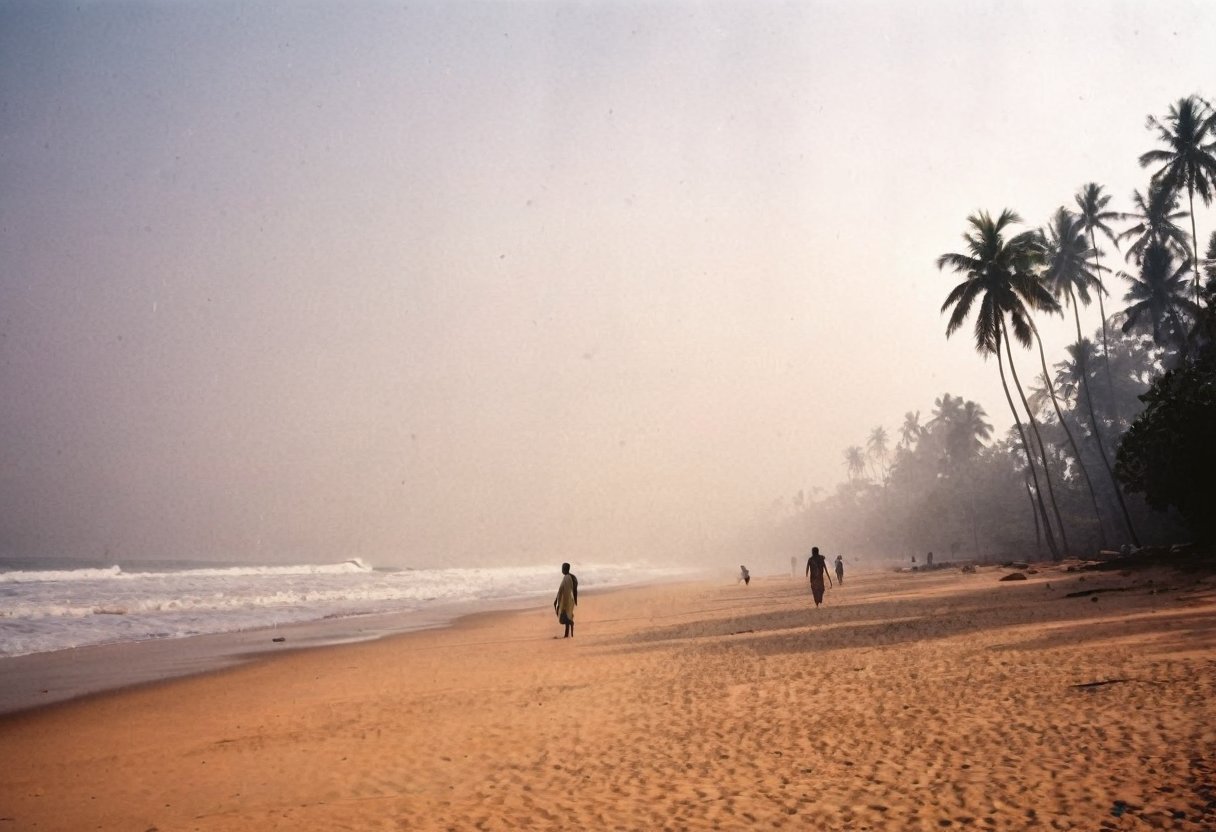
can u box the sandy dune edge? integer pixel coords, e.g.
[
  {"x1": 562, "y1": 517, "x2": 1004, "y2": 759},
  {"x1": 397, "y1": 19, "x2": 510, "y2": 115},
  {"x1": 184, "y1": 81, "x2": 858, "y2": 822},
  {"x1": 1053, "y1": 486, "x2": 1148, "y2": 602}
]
[{"x1": 1, "y1": 563, "x2": 1213, "y2": 831}]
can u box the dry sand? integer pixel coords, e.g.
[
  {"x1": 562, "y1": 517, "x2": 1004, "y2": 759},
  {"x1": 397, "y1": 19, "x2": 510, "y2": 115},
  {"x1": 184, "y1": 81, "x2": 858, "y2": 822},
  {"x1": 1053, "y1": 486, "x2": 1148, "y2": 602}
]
[{"x1": 2, "y1": 561, "x2": 1214, "y2": 831}]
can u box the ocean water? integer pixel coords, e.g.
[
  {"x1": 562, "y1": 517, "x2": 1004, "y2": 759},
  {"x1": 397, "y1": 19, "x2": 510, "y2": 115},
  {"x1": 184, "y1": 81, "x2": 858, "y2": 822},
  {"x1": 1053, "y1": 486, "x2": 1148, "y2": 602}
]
[{"x1": 0, "y1": 558, "x2": 696, "y2": 658}]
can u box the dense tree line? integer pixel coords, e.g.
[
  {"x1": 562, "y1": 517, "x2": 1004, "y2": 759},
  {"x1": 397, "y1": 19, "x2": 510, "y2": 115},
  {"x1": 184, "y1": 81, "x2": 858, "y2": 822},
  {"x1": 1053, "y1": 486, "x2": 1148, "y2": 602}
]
[{"x1": 763, "y1": 94, "x2": 1215, "y2": 565}]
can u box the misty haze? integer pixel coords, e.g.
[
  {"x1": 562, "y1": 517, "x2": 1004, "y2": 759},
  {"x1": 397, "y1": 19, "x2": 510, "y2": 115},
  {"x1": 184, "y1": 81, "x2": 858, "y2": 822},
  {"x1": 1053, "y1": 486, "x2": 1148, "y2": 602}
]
[
  {"x1": 4, "y1": 3, "x2": 1216, "y2": 831},
  {"x1": 3, "y1": 3, "x2": 1213, "y2": 575}
]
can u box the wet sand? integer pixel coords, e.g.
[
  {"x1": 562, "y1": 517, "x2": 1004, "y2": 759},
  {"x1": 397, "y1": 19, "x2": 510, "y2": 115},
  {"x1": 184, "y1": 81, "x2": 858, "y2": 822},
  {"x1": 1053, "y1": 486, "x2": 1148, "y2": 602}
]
[{"x1": 2, "y1": 562, "x2": 1214, "y2": 831}]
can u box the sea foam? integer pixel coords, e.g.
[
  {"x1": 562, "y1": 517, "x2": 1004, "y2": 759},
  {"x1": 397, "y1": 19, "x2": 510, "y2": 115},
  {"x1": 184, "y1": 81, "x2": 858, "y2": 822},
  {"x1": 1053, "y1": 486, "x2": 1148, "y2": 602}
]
[{"x1": 0, "y1": 559, "x2": 693, "y2": 657}]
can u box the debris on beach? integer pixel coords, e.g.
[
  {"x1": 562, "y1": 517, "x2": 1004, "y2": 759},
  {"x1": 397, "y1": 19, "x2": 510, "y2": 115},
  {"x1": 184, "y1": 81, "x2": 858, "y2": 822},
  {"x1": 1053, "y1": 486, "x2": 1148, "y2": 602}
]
[
  {"x1": 999, "y1": 573, "x2": 1027, "y2": 582},
  {"x1": 1064, "y1": 587, "x2": 1134, "y2": 599}
]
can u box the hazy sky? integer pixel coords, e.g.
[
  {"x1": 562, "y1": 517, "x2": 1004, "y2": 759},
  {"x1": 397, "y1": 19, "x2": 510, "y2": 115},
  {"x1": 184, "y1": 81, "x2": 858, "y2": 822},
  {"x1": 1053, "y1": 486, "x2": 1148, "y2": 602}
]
[{"x1": 2, "y1": 1, "x2": 1213, "y2": 567}]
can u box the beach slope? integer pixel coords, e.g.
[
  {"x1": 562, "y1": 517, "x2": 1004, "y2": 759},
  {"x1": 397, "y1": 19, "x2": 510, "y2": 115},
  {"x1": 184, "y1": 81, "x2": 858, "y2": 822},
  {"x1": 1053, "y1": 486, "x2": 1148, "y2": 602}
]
[{"x1": 2, "y1": 562, "x2": 1214, "y2": 830}]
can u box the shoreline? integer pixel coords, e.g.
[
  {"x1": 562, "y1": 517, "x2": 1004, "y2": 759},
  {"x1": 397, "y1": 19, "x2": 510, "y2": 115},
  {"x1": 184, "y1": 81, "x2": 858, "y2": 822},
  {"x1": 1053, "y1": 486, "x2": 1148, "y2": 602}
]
[
  {"x1": 0, "y1": 591, "x2": 545, "y2": 716},
  {"x1": 0, "y1": 579, "x2": 688, "y2": 717},
  {"x1": 3, "y1": 562, "x2": 1214, "y2": 831}
]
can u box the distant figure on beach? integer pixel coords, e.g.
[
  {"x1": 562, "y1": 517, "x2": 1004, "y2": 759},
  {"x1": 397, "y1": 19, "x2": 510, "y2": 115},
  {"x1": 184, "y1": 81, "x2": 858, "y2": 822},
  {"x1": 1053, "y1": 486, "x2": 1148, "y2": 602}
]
[
  {"x1": 834, "y1": 555, "x2": 844, "y2": 585},
  {"x1": 553, "y1": 562, "x2": 578, "y2": 638},
  {"x1": 739, "y1": 565, "x2": 751, "y2": 586},
  {"x1": 927, "y1": 551, "x2": 934, "y2": 567},
  {"x1": 805, "y1": 546, "x2": 833, "y2": 607}
]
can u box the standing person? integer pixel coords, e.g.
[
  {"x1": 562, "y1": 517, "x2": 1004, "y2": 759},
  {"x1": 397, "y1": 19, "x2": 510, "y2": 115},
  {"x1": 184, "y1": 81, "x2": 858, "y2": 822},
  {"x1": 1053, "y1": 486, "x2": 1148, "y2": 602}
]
[
  {"x1": 805, "y1": 546, "x2": 833, "y2": 607},
  {"x1": 553, "y1": 562, "x2": 578, "y2": 638},
  {"x1": 927, "y1": 551, "x2": 934, "y2": 567},
  {"x1": 834, "y1": 555, "x2": 844, "y2": 586},
  {"x1": 739, "y1": 565, "x2": 751, "y2": 586}
]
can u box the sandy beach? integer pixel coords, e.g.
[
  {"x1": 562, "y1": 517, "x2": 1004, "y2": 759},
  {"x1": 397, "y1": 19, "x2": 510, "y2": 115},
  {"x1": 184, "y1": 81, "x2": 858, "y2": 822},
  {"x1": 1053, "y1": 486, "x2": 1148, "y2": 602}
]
[{"x1": 2, "y1": 560, "x2": 1214, "y2": 831}]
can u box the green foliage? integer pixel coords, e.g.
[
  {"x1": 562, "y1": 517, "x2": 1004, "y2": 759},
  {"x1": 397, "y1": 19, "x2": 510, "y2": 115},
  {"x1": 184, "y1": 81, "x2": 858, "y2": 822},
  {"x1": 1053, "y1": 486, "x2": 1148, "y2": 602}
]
[{"x1": 1116, "y1": 346, "x2": 1216, "y2": 542}]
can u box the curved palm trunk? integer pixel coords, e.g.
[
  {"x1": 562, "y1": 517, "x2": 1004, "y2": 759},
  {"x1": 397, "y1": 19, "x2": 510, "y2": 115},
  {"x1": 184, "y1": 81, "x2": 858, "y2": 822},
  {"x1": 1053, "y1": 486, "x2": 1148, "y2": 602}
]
[
  {"x1": 1024, "y1": 476, "x2": 1042, "y2": 557},
  {"x1": 970, "y1": 485, "x2": 980, "y2": 557},
  {"x1": 1188, "y1": 185, "x2": 1201, "y2": 305},
  {"x1": 1002, "y1": 319, "x2": 1068, "y2": 558},
  {"x1": 1067, "y1": 291, "x2": 1141, "y2": 547},
  {"x1": 1032, "y1": 323, "x2": 1106, "y2": 549},
  {"x1": 1088, "y1": 226, "x2": 1121, "y2": 427},
  {"x1": 997, "y1": 342, "x2": 1059, "y2": 558}
]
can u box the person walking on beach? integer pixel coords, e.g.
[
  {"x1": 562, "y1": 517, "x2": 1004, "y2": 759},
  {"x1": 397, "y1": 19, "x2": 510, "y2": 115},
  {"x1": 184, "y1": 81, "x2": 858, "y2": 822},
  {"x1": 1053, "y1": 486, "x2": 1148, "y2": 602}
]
[
  {"x1": 553, "y1": 562, "x2": 578, "y2": 638},
  {"x1": 834, "y1": 555, "x2": 844, "y2": 586},
  {"x1": 739, "y1": 565, "x2": 751, "y2": 586},
  {"x1": 805, "y1": 546, "x2": 832, "y2": 607}
]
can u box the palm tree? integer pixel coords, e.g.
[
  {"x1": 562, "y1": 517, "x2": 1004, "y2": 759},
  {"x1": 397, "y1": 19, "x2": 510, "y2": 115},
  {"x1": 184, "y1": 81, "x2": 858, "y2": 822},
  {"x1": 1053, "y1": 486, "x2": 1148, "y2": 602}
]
[
  {"x1": 927, "y1": 394, "x2": 991, "y2": 473},
  {"x1": 1037, "y1": 207, "x2": 1136, "y2": 546},
  {"x1": 867, "y1": 426, "x2": 890, "y2": 484},
  {"x1": 1053, "y1": 338, "x2": 1101, "y2": 407},
  {"x1": 948, "y1": 398, "x2": 992, "y2": 557},
  {"x1": 1117, "y1": 183, "x2": 1191, "y2": 266},
  {"x1": 1205, "y1": 230, "x2": 1216, "y2": 293},
  {"x1": 953, "y1": 400, "x2": 993, "y2": 462},
  {"x1": 844, "y1": 446, "x2": 866, "y2": 484},
  {"x1": 899, "y1": 411, "x2": 923, "y2": 449},
  {"x1": 939, "y1": 209, "x2": 1064, "y2": 558},
  {"x1": 998, "y1": 312, "x2": 1072, "y2": 557},
  {"x1": 929, "y1": 392, "x2": 963, "y2": 453},
  {"x1": 1121, "y1": 240, "x2": 1200, "y2": 355},
  {"x1": 1140, "y1": 95, "x2": 1216, "y2": 303},
  {"x1": 1075, "y1": 186, "x2": 1121, "y2": 332},
  {"x1": 1074, "y1": 183, "x2": 1123, "y2": 419}
]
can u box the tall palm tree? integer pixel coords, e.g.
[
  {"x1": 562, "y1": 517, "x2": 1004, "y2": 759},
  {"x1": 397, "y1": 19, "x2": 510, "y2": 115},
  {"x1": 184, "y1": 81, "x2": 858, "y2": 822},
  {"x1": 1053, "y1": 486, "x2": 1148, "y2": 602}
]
[
  {"x1": 1053, "y1": 339, "x2": 1100, "y2": 409},
  {"x1": 1121, "y1": 240, "x2": 1200, "y2": 355},
  {"x1": 1022, "y1": 476, "x2": 1042, "y2": 556},
  {"x1": 1038, "y1": 208, "x2": 1136, "y2": 546},
  {"x1": 1206, "y1": 230, "x2": 1216, "y2": 292},
  {"x1": 952, "y1": 400, "x2": 993, "y2": 462},
  {"x1": 949, "y1": 398, "x2": 992, "y2": 557},
  {"x1": 1117, "y1": 183, "x2": 1191, "y2": 266},
  {"x1": 867, "y1": 426, "x2": 890, "y2": 484},
  {"x1": 844, "y1": 446, "x2": 866, "y2": 484},
  {"x1": 998, "y1": 314, "x2": 1071, "y2": 557},
  {"x1": 1074, "y1": 183, "x2": 1123, "y2": 415},
  {"x1": 929, "y1": 393, "x2": 963, "y2": 441},
  {"x1": 1140, "y1": 95, "x2": 1216, "y2": 304},
  {"x1": 939, "y1": 209, "x2": 1063, "y2": 558},
  {"x1": 899, "y1": 411, "x2": 923, "y2": 449}
]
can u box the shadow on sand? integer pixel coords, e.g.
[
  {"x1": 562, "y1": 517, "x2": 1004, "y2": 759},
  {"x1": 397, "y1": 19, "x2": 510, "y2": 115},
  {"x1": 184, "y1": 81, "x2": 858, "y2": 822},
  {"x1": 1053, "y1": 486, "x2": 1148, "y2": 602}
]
[{"x1": 604, "y1": 571, "x2": 1216, "y2": 661}]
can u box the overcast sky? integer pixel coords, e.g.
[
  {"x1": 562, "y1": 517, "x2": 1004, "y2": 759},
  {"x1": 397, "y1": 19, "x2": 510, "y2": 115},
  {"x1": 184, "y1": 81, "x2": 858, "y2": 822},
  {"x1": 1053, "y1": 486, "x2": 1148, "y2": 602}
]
[{"x1": 1, "y1": 1, "x2": 1213, "y2": 567}]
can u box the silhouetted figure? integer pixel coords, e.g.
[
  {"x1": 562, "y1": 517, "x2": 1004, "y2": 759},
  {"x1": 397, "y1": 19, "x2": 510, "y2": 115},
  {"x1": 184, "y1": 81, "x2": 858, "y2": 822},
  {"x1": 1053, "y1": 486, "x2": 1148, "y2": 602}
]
[
  {"x1": 834, "y1": 555, "x2": 844, "y2": 585},
  {"x1": 805, "y1": 546, "x2": 833, "y2": 607},
  {"x1": 553, "y1": 562, "x2": 578, "y2": 638},
  {"x1": 926, "y1": 551, "x2": 934, "y2": 567},
  {"x1": 739, "y1": 565, "x2": 751, "y2": 586}
]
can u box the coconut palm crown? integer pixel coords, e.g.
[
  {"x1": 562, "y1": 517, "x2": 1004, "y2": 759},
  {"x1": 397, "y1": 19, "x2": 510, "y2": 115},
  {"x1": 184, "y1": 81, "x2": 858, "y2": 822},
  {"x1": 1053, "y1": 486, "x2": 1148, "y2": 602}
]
[
  {"x1": 1038, "y1": 207, "x2": 1104, "y2": 307},
  {"x1": 1117, "y1": 183, "x2": 1191, "y2": 266},
  {"x1": 1075, "y1": 183, "x2": 1122, "y2": 255},
  {"x1": 1140, "y1": 95, "x2": 1216, "y2": 301},
  {"x1": 1121, "y1": 240, "x2": 1200, "y2": 352},
  {"x1": 938, "y1": 210, "x2": 1060, "y2": 353}
]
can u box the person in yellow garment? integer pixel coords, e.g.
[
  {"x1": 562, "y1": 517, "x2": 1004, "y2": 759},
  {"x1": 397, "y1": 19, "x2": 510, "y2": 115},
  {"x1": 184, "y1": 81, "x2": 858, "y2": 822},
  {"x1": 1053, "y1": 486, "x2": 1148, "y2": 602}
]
[{"x1": 553, "y1": 562, "x2": 578, "y2": 638}]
